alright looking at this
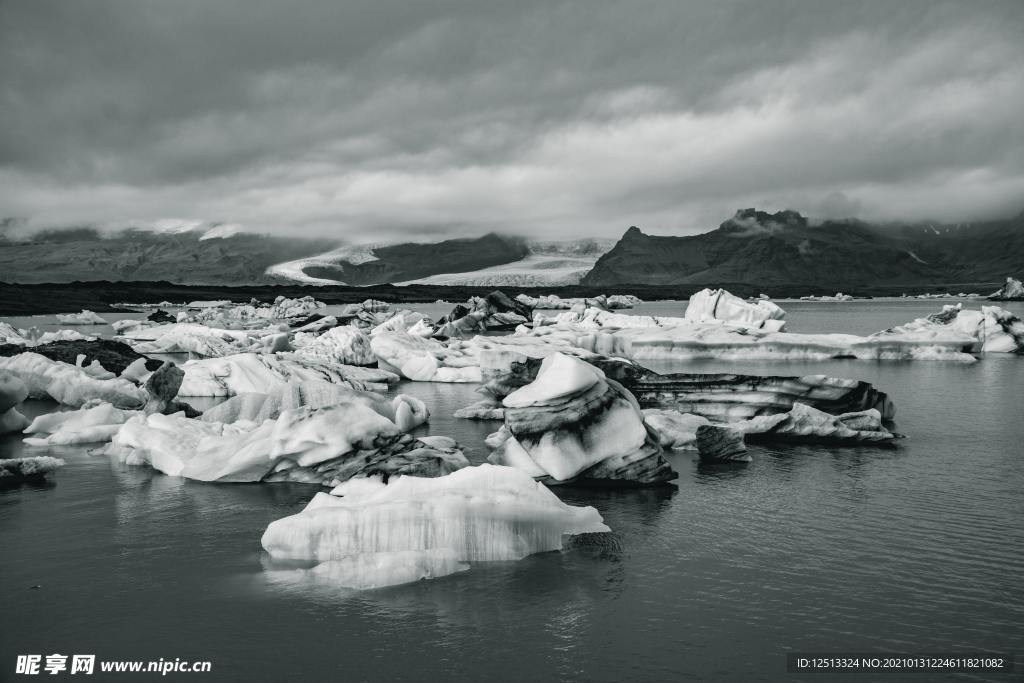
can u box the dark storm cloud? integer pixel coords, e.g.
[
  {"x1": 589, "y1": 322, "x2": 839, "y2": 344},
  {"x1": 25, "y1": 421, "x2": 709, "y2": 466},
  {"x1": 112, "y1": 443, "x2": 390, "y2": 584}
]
[{"x1": 1, "y1": 0, "x2": 1022, "y2": 241}]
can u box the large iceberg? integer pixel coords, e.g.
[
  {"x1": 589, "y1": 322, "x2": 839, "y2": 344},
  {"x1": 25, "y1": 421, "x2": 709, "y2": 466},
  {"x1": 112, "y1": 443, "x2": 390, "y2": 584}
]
[
  {"x1": 487, "y1": 354, "x2": 675, "y2": 486},
  {"x1": 526, "y1": 312, "x2": 979, "y2": 361},
  {"x1": 684, "y1": 288, "x2": 786, "y2": 331},
  {"x1": 876, "y1": 304, "x2": 1024, "y2": 354},
  {"x1": 119, "y1": 323, "x2": 280, "y2": 358},
  {"x1": 0, "y1": 353, "x2": 147, "y2": 408},
  {"x1": 176, "y1": 353, "x2": 398, "y2": 397},
  {"x1": 260, "y1": 464, "x2": 609, "y2": 588},
  {"x1": 103, "y1": 400, "x2": 467, "y2": 485}
]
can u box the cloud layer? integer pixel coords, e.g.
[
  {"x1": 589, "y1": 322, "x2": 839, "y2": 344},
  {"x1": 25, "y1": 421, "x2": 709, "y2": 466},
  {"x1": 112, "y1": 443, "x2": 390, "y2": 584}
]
[{"x1": 2, "y1": 0, "x2": 1022, "y2": 240}]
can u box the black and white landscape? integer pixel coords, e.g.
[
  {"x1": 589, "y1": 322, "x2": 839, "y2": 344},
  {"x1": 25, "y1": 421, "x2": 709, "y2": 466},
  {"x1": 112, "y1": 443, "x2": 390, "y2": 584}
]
[{"x1": 1, "y1": 1, "x2": 1022, "y2": 681}]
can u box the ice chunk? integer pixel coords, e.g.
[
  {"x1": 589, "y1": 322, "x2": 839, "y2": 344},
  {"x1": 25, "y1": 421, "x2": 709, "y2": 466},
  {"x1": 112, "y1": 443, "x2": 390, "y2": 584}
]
[
  {"x1": 642, "y1": 410, "x2": 709, "y2": 449},
  {"x1": 260, "y1": 465, "x2": 610, "y2": 574},
  {"x1": 177, "y1": 352, "x2": 398, "y2": 397},
  {"x1": 0, "y1": 456, "x2": 66, "y2": 482},
  {"x1": 104, "y1": 401, "x2": 463, "y2": 485},
  {"x1": 684, "y1": 288, "x2": 786, "y2": 330},
  {"x1": 292, "y1": 325, "x2": 376, "y2": 366},
  {"x1": 56, "y1": 310, "x2": 108, "y2": 325},
  {"x1": 23, "y1": 401, "x2": 140, "y2": 446},
  {"x1": 0, "y1": 353, "x2": 147, "y2": 408},
  {"x1": 370, "y1": 332, "x2": 482, "y2": 383},
  {"x1": 489, "y1": 354, "x2": 675, "y2": 486}
]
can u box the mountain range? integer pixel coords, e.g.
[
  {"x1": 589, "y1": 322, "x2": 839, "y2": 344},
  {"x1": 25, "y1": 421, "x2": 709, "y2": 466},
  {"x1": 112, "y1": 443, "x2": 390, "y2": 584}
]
[
  {"x1": 582, "y1": 209, "x2": 1024, "y2": 288},
  {"x1": 1, "y1": 209, "x2": 1021, "y2": 290}
]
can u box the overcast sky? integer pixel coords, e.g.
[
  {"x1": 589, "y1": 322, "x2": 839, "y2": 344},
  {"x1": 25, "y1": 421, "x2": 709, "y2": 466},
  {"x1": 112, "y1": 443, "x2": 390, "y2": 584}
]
[{"x1": 1, "y1": 0, "x2": 1022, "y2": 242}]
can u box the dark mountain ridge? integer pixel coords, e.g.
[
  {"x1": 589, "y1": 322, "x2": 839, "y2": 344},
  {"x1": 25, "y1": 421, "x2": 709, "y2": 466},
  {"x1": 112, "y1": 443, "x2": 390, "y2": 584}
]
[{"x1": 582, "y1": 208, "x2": 1024, "y2": 287}]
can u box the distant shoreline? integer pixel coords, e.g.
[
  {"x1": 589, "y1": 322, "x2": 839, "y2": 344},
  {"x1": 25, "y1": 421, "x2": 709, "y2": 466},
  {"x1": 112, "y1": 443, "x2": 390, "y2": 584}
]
[{"x1": 0, "y1": 280, "x2": 1007, "y2": 316}]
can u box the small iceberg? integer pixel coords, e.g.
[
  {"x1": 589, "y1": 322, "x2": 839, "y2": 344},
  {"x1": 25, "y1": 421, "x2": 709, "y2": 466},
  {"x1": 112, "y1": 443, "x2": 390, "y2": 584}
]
[
  {"x1": 55, "y1": 310, "x2": 109, "y2": 325},
  {"x1": 260, "y1": 464, "x2": 609, "y2": 589}
]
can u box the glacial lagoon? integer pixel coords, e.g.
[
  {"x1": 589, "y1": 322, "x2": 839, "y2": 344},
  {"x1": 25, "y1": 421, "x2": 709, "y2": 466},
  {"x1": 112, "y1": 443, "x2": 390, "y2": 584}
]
[{"x1": 2, "y1": 299, "x2": 1023, "y2": 682}]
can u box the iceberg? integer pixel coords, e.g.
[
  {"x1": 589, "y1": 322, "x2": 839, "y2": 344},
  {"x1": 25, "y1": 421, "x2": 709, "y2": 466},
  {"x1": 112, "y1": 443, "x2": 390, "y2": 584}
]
[
  {"x1": 800, "y1": 292, "x2": 854, "y2": 302},
  {"x1": 876, "y1": 304, "x2": 1024, "y2": 354},
  {"x1": 198, "y1": 380, "x2": 428, "y2": 432},
  {"x1": 0, "y1": 456, "x2": 65, "y2": 483},
  {"x1": 684, "y1": 288, "x2": 786, "y2": 331},
  {"x1": 55, "y1": 310, "x2": 108, "y2": 325},
  {"x1": 434, "y1": 291, "x2": 532, "y2": 338},
  {"x1": 526, "y1": 313, "x2": 979, "y2": 361},
  {"x1": 695, "y1": 425, "x2": 750, "y2": 463},
  {"x1": 642, "y1": 409, "x2": 709, "y2": 450},
  {"x1": 370, "y1": 333, "x2": 482, "y2": 383},
  {"x1": 735, "y1": 402, "x2": 896, "y2": 443},
  {"x1": 119, "y1": 322, "x2": 276, "y2": 358},
  {"x1": 260, "y1": 464, "x2": 609, "y2": 587},
  {"x1": 487, "y1": 354, "x2": 675, "y2": 486},
  {"x1": 292, "y1": 325, "x2": 376, "y2": 366},
  {"x1": 473, "y1": 348, "x2": 895, "y2": 422},
  {"x1": 179, "y1": 296, "x2": 325, "y2": 324},
  {"x1": 176, "y1": 352, "x2": 398, "y2": 397},
  {"x1": 0, "y1": 353, "x2": 147, "y2": 409},
  {"x1": 989, "y1": 276, "x2": 1024, "y2": 301},
  {"x1": 1, "y1": 371, "x2": 31, "y2": 434},
  {"x1": 23, "y1": 400, "x2": 140, "y2": 445},
  {"x1": 103, "y1": 400, "x2": 464, "y2": 485}
]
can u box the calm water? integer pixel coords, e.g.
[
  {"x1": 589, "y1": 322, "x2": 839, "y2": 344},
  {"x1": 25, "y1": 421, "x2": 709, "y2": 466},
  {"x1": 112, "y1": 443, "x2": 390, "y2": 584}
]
[{"x1": 2, "y1": 300, "x2": 1023, "y2": 681}]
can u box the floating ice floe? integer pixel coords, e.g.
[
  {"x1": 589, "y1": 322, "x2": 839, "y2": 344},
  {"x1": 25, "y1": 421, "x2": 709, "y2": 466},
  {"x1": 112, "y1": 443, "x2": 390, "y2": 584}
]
[
  {"x1": 989, "y1": 276, "x2": 1024, "y2": 301},
  {"x1": 487, "y1": 353, "x2": 675, "y2": 486},
  {"x1": 0, "y1": 371, "x2": 31, "y2": 434},
  {"x1": 260, "y1": 464, "x2": 609, "y2": 589},
  {"x1": 0, "y1": 353, "x2": 147, "y2": 408},
  {"x1": 102, "y1": 400, "x2": 466, "y2": 485},
  {"x1": 176, "y1": 352, "x2": 399, "y2": 397},
  {"x1": 55, "y1": 310, "x2": 109, "y2": 325}
]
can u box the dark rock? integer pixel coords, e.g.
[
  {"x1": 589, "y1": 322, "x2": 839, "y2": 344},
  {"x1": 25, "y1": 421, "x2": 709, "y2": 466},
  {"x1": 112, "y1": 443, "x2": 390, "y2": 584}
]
[
  {"x1": 289, "y1": 312, "x2": 330, "y2": 329},
  {"x1": 695, "y1": 425, "x2": 750, "y2": 463},
  {"x1": 146, "y1": 309, "x2": 176, "y2": 324},
  {"x1": 0, "y1": 339, "x2": 161, "y2": 375},
  {"x1": 143, "y1": 362, "x2": 201, "y2": 417}
]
